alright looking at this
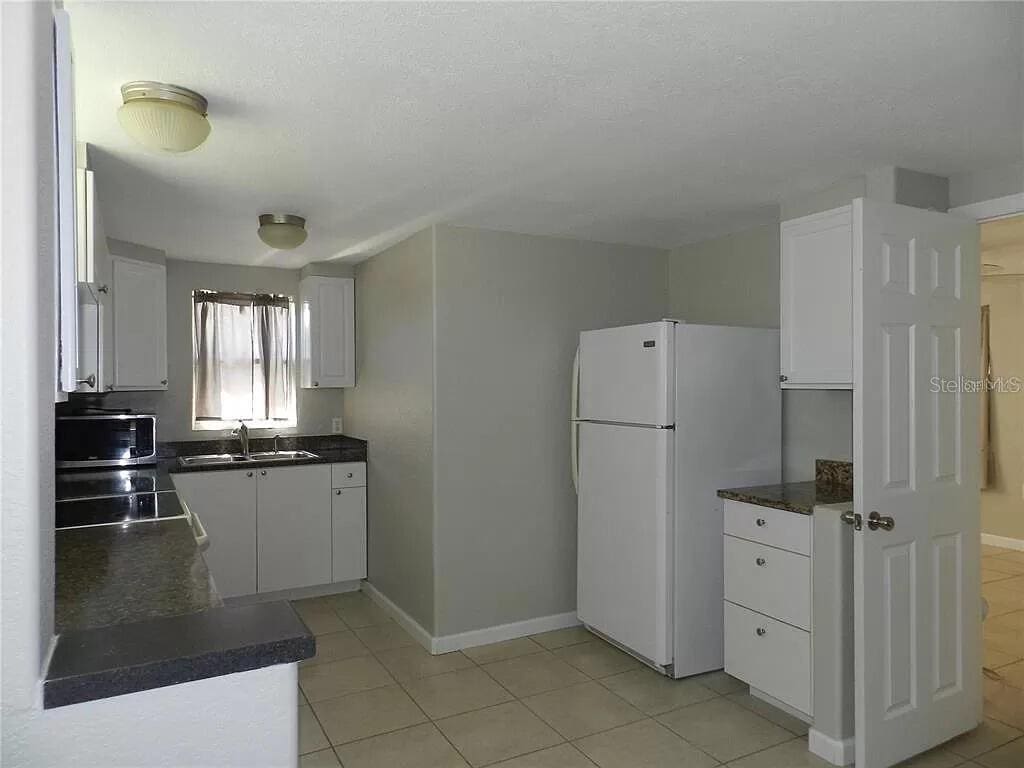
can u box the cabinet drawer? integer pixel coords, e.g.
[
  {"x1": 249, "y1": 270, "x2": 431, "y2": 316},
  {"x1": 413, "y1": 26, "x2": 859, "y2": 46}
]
[
  {"x1": 725, "y1": 601, "x2": 811, "y2": 716},
  {"x1": 724, "y1": 535, "x2": 810, "y2": 630},
  {"x1": 724, "y1": 500, "x2": 810, "y2": 555},
  {"x1": 332, "y1": 462, "x2": 366, "y2": 488}
]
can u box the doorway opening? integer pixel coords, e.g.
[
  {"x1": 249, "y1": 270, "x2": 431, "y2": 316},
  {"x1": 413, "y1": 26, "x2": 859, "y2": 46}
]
[{"x1": 978, "y1": 213, "x2": 1024, "y2": 728}]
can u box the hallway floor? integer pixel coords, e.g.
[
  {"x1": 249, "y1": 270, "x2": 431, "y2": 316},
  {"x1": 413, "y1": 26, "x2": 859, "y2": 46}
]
[{"x1": 293, "y1": 589, "x2": 1024, "y2": 767}]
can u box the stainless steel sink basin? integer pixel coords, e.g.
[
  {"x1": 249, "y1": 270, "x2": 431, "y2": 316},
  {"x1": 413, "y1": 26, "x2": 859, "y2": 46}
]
[
  {"x1": 178, "y1": 453, "x2": 254, "y2": 466},
  {"x1": 179, "y1": 450, "x2": 319, "y2": 467},
  {"x1": 248, "y1": 450, "x2": 319, "y2": 462}
]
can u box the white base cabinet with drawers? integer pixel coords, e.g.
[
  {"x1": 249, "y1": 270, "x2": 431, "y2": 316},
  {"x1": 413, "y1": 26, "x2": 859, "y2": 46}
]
[
  {"x1": 174, "y1": 461, "x2": 367, "y2": 599},
  {"x1": 723, "y1": 499, "x2": 856, "y2": 766}
]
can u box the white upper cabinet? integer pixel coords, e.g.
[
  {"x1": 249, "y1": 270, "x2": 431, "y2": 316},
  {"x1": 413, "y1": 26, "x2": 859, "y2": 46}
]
[
  {"x1": 111, "y1": 256, "x2": 167, "y2": 390},
  {"x1": 780, "y1": 205, "x2": 853, "y2": 388},
  {"x1": 300, "y1": 276, "x2": 355, "y2": 388}
]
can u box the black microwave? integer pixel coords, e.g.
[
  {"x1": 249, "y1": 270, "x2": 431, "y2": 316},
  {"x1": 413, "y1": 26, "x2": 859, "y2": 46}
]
[{"x1": 55, "y1": 414, "x2": 157, "y2": 468}]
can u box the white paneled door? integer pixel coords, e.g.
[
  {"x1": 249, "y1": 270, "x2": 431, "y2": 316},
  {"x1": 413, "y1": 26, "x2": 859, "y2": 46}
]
[{"x1": 853, "y1": 199, "x2": 980, "y2": 767}]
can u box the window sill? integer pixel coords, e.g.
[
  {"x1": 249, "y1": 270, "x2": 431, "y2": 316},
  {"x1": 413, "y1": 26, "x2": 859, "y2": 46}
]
[{"x1": 192, "y1": 420, "x2": 298, "y2": 432}]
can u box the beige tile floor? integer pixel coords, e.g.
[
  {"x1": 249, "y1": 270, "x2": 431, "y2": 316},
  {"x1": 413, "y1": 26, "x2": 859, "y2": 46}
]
[{"x1": 294, "y1": 576, "x2": 1024, "y2": 768}]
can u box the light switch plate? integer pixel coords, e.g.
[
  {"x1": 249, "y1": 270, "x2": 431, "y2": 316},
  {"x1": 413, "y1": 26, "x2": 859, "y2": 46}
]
[{"x1": 331, "y1": 417, "x2": 343, "y2": 434}]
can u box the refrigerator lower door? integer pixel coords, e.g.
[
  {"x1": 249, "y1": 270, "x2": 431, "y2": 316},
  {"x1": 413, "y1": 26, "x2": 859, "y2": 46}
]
[
  {"x1": 577, "y1": 421, "x2": 673, "y2": 666},
  {"x1": 578, "y1": 321, "x2": 674, "y2": 426}
]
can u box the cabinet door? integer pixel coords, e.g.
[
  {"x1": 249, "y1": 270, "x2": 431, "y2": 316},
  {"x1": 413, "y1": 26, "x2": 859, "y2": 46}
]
[
  {"x1": 173, "y1": 469, "x2": 258, "y2": 598},
  {"x1": 332, "y1": 486, "x2": 367, "y2": 582},
  {"x1": 257, "y1": 465, "x2": 332, "y2": 592},
  {"x1": 780, "y1": 206, "x2": 853, "y2": 387},
  {"x1": 300, "y1": 277, "x2": 354, "y2": 388},
  {"x1": 112, "y1": 256, "x2": 167, "y2": 390}
]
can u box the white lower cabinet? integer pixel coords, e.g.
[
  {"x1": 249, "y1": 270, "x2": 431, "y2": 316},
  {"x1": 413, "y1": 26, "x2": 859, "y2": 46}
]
[
  {"x1": 724, "y1": 601, "x2": 811, "y2": 715},
  {"x1": 172, "y1": 469, "x2": 258, "y2": 599},
  {"x1": 257, "y1": 465, "x2": 332, "y2": 593},
  {"x1": 332, "y1": 487, "x2": 367, "y2": 582},
  {"x1": 172, "y1": 461, "x2": 367, "y2": 598},
  {"x1": 723, "y1": 499, "x2": 813, "y2": 717}
]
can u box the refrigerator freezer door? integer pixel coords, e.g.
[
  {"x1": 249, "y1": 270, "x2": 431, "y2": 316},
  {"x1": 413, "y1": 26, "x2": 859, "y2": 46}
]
[
  {"x1": 579, "y1": 322, "x2": 674, "y2": 426},
  {"x1": 577, "y1": 421, "x2": 673, "y2": 666}
]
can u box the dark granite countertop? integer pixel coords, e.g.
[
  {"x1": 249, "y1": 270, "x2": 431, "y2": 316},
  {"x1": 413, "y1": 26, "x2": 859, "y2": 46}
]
[
  {"x1": 717, "y1": 480, "x2": 852, "y2": 515},
  {"x1": 45, "y1": 601, "x2": 314, "y2": 708},
  {"x1": 55, "y1": 515, "x2": 219, "y2": 633},
  {"x1": 54, "y1": 434, "x2": 367, "y2": 499},
  {"x1": 717, "y1": 459, "x2": 853, "y2": 515},
  {"x1": 167, "y1": 434, "x2": 367, "y2": 474}
]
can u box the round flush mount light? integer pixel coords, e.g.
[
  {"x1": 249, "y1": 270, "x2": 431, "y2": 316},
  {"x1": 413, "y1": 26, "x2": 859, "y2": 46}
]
[
  {"x1": 258, "y1": 214, "x2": 307, "y2": 249},
  {"x1": 117, "y1": 81, "x2": 210, "y2": 153}
]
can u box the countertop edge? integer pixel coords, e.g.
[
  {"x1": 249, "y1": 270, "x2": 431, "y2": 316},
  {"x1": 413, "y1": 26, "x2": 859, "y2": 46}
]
[
  {"x1": 44, "y1": 601, "x2": 314, "y2": 709},
  {"x1": 717, "y1": 488, "x2": 814, "y2": 515}
]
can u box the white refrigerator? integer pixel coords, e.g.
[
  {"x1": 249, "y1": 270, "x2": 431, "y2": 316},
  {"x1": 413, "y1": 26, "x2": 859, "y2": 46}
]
[{"x1": 572, "y1": 320, "x2": 781, "y2": 678}]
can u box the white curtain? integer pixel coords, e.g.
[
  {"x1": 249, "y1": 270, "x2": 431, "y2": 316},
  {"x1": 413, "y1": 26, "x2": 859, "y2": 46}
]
[{"x1": 193, "y1": 291, "x2": 293, "y2": 423}]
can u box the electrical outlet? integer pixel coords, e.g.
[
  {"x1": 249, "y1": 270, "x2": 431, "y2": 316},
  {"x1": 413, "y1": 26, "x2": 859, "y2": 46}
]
[{"x1": 331, "y1": 417, "x2": 343, "y2": 434}]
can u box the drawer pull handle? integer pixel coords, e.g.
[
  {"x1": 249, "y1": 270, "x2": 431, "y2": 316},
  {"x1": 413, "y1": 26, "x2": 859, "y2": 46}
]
[
  {"x1": 755, "y1": 518, "x2": 766, "y2": 527},
  {"x1": 756, "y1": 627, "x2": 767, "y2": 637},
  {"x1": 756, "y1": 557, "x2": 767, "y2": 567}
]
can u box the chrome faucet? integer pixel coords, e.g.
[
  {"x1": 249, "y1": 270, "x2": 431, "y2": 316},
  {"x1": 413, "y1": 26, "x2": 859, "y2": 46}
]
[{"x1": 234, "y1": 421, "x2": 250, "y2": 458}]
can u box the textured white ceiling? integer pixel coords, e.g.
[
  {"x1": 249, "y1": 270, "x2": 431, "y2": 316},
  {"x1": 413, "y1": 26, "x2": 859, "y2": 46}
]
[{"x1": 67, "y1": 1, "x2": 1023, "y2": 267}]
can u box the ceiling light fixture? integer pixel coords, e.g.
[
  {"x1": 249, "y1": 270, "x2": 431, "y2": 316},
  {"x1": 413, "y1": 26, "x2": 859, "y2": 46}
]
[
  {"x1": 118, "y1": 81, "x2": 210, "y2": 153},
  {"x1": 258, "y1": 214, "x2": 307, "y2": 249}
]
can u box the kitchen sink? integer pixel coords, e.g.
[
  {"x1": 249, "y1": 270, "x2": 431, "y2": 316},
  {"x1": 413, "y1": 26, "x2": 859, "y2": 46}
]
[
  {"x1": 247, "y1": 450, "x2": 319, "y2": 462},
  {"x1": 178, "y1": 454, "x2": 253, "y2": 466},
  {"x1": 178, "y1": 450, "x2": 320, "y2": 468}
]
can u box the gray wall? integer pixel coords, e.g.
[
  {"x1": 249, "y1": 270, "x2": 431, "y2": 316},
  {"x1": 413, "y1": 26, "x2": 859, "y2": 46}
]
[
  {"x1": 104, "y1": 258, "x2": 344, "y2": 441},
  {"x1": 342, "y1": 230, "x2": 437, "y2": 633},
  {"x1": 432, "y1": 225, "x2": 668, "y2": 635},
  {"x1": 949, "y1": 162, "x2": 1024, "y2": 208},
  {"x1": 667, "y1": 225, "x2": 854, "y2": 481}
]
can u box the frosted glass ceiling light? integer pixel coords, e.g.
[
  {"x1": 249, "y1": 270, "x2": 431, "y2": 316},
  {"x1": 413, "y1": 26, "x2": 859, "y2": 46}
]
[
  {"x1": 118, "y1": 81, "x2": 210, "y2": 153},
  {"x1": 258, "y1": 214, "x2": 307, "y2": 249}
]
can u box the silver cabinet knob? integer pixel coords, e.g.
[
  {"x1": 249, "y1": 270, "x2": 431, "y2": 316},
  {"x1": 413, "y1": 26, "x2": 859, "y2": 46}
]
[
  {"x1": 779, "y1": 374, "x2": 788, "y2": 382},
  {"x1": 346, "y1": 472, "x2": 353, "y2": 478},
  {"x1": 260, "y1": 470, "x2": 267, "y2": 476},
  {"x1": 756, "y1": 627, "x2": 767, "y2": 637},
  {"x1": 96, "y1": 284, "x2": 108, "y2": 294},
  {"x1": 755, "y1": 518, "x2": 766, "y2": 527},
  {"x1": 756, "y1": 557, "x2": 767, "y2": 567},
  {"x1": 76, "y1": 373, "x2": 96, "y2": 388},
  {"x1": 313, "y1": 381, "x2": 319, "y2": 387},
  {"x1": 335, "y1": 489, "x2": 342, "y2": 495},
  {"x1": 246, "y1": 471, "x2": 253, "y2": 478},
  {"x1": 160, "y1": 379, "x2": 168, "y2": 386}
]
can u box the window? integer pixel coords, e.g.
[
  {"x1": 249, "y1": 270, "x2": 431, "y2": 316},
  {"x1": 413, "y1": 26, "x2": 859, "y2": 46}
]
[{"x1": 192, "y1": 290, "x2": 296, "y2": 430}]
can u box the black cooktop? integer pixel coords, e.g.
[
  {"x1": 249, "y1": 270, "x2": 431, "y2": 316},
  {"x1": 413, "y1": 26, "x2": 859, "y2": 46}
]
[{"x1": 55, "y1": 491, "x2": 186, "y2": 530}]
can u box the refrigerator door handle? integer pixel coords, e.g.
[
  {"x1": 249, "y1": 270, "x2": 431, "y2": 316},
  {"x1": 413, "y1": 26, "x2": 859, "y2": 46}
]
[{"x1": 571, "y1": 346, "x2": 580, "y2": 493}]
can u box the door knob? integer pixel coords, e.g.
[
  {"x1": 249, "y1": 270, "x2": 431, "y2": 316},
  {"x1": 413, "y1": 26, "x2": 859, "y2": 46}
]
[
  {"x1": 76, "y1": 373, "x2": 96, "y2": 388},
  {"x1": 867, "y1": 511, "x2": 895, "y2": 532},
  {"x1": 840, "y1": 511, "x2": 863, "y2": 531}
]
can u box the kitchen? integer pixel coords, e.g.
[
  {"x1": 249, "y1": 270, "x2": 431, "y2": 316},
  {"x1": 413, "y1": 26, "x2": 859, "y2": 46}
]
[{"x1": 3, "y1": 3, "x2": 1023, "y2": 768}]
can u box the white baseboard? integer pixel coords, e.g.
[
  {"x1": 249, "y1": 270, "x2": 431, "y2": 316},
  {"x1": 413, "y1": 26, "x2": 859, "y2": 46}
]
[
  {"x1": 808, "y1": 728, "x2": 855, "y2": 767},
  {"x1": 981, "y1": 533, "x2": 1024, "y2": 552},
  {"x1": 432, "y1": 612, "x2": 580, "y2": 654},
  {"x1": 361, "y1": 582, "x2": 434, "y2": 653},
  {"x1": 360, "y1": 582, "x2": 580, "y2": 655}
]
